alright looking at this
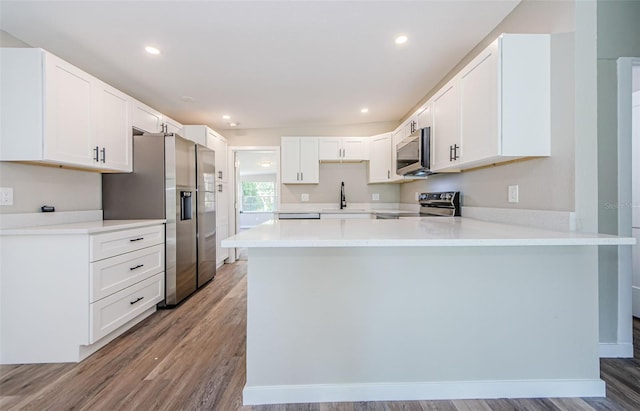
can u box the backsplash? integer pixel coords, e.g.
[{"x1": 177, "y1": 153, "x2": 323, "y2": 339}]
[{"x1": 281, "y1": 163, "x2": 399, "y2": 205}]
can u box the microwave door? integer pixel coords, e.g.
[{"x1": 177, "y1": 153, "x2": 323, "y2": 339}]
[{"x1": 396, "y1": 136, "x2": 421, "y2": 175}]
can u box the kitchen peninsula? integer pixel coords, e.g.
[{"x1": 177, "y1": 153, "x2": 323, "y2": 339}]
[{"x1": 222, "y1": 217, "x2": 635, "y2": 405}]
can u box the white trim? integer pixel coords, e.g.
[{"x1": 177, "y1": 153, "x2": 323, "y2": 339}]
[
  {"x1": 228, "y1": 145, "x2": 281, "y2": 262},
  {"x1": 616, "y1": 57, "x2": 640, "y2": 351},
  {"x1": 599, "y1": 342, "x2": 634, "y2": 358},
  {"x1": 242, "y1": 379, "x2": 605, "y2": 405}
]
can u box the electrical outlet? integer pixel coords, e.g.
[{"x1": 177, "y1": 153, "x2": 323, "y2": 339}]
[
  {"x1": 372, "y1": 193, "x2": 380, "y2": 201},
  {"x1": 508, "y1": 185, "x2": 519, "y2": 203},
  {"x1": 301, "y1": 193, "x2": 309, "y2": 202},
  {"x1": 0, "y1": 187, "x2": 14, "y2": 206}
]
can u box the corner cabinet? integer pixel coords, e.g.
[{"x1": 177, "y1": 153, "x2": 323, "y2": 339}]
[
  {"x1": 0, "y1": 222, "x2": 165, "y2": 364},
  {"x1": 281, "y1": 137, "x2": 319, "y2": 184},
  {"x1": 431, "y1": 34, "x2": 550, "y2": 172},
  {"x1": 0, "y1": 48, "x2": 132, "y2": 172}
]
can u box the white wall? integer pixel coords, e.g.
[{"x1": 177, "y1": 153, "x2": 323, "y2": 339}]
[{"x1": 0, "y1": 30, "x2": 103, "y2": 215}]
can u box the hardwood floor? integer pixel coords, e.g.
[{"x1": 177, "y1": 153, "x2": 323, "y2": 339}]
[{"x1": 1, "y1": 261, "x2": 639, "y2": 410}]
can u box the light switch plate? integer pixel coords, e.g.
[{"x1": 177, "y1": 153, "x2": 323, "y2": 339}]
[
  {"x1": 508, "y1": 185, "x2": 519, "y2": 203},
  {"x1": 301, "y1": 193, "x2": 309, "y2": 202},
  {"x1": 0, "y1": 187, "x2": 14, "y2": 206},
  {"x1": 372, "y1": 193, "x2": 380, "y2": 201}
]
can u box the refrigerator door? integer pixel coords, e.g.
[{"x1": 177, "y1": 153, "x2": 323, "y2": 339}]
[
  {"x1": 197, "y1": 145, "x2": 216, "y2": 287},
  {"x1": 165, "y1": 135, "x2": 198, "y2": 305}
]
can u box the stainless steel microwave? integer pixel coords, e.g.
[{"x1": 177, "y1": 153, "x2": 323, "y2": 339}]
[{"x1": 396, "y1": 126, "x2": 435, "y2": 177}]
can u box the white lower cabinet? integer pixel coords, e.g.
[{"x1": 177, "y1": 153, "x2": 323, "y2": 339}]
[{"x1": 0, "y1": 222, "x2": 165, "y2": 364}]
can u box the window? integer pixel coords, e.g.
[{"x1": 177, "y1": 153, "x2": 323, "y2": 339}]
[{"x1": 241, "y1": 181, "x2": 276, "y2": 212}]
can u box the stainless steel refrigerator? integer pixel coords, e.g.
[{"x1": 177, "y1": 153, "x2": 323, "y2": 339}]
[{"x1": 102, "y1": 133, "x2": 216, "y2": 306}]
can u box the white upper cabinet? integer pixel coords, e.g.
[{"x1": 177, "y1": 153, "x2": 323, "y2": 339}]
[
  {"x1": 318, "y1": 137, "x2": 368, "y2": 162},
  {"x1": 417, "y1": 105, "x2": 432, "y2": 130},
  {"x1": 182, "y1": 125, "x2": 228, "y2": 183},
  {"x1": 431, "y1": 78, "x2": 461, "y2": 171},
  {"x1": 368, "y1": 133, "x2": 393, "y2": 183},
  {"x1": 0, "y1": 48, "x2": 132, "y2": 172},
  {"x1": 163, "y1": 115, "x2": 183, "y2": 135},
  {"x1": 132, "y1": 100, "x2": 163, "y2": 134},
  {"x1": 281, "y1": 137, "x2": 319, "y2": 184},
  {"x1": 95, "y1": 80, "x2": 132, "y2": 171},
  {"x1": 432, "y1": 34, "x2": 550, "y2": 172}
]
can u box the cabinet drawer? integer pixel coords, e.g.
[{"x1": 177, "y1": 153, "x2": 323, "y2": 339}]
[
  {"x1": 90, "y1": 244, "x2": 165, "y2": 302},
  {"x1": 90, "y1": 225, "x2": 164, "y2": 261},
  {"x1": 89, "y1": 273, "x2": 164, "y2": 343}
]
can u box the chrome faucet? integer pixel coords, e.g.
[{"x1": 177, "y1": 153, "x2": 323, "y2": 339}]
[{"x1": 340, "y1": 181, "x2": 347, "y2": 209}]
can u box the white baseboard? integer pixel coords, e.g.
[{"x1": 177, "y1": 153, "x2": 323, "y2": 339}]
[
  {"x1": 242, "y1": 379, "x2": 606, "y2": 405},
  {"x1": 599, "y1": 342, "x2": 634, "y2": 358}
]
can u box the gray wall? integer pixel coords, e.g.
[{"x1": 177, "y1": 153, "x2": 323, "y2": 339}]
[
  {"x1": 596, "y1": 0, "x2": 640, "y2": 342},
  {"x1": 398, "y1": 0, "x2": 576, "y2": 211},
  {"x1": 0, "y1": 30, "x2": 103, "y2": 215}
]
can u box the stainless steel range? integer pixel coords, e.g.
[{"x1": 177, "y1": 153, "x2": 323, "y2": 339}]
[{"x1": 375, "y1": 191, "x2": 460, "y2": 219}]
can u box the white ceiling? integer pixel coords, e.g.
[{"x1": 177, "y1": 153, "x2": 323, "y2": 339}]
[{"x1": 0, "y1": 0, "x2": 520, "y2": 132}]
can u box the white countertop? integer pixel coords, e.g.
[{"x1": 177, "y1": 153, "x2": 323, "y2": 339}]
[
  {"x1": 222, "y1": 217, "x2": 636, "y2": 248},
  {"x1": 0, "y1": 219, "x2": 166, "y2": 235}
]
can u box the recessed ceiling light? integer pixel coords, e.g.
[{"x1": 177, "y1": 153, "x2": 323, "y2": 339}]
[
  {"x1": 180, "y1": 96, "x2": 194, "y2": 103},
  {"x1": 395, "y1": 35, "x2": 408, "y2": 45},
  {"x1": 260, "y1": 161, "x2": 272, "y2": 168},
  {"x1": 222, "y1": 115, "x2": 230, "y2": 120},
  {"x1": 229, "y1": 122, "x2": 237, "y2": 127},
  {"x1": 361, "y1": 108, "x2": 369, "y2": 114},
  {"x1": 145, "y1": 46, "x2": 161, "y2": 55}
]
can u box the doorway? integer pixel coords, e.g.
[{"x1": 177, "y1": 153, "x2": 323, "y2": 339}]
[{"x1": 229, "y1": 147, "x2": 280, "y2": 261}]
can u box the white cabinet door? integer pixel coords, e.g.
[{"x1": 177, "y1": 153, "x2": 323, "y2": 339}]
[
  {"x1": 182, "y1": 124, "x2": 208, "y2": 145},
  {"x1": 417, "y1": 104, "x2": 433, "y2": 130},
  {"x1": 95, "y1": 80, "x2": 132, "y2": 172},
  {"x1": 342, "y1": 137, "x2": 368, "y2": 161},
  {"x1": 132, "y1": 100, "x2": 163, "y2": 133},
  {"x1": 431, "y1": 78, "x2": 460, "y2": 171},
  {"x1": 404, "y1": 115, "x2": 418, "y2": 138},
  {"x1": 214, "y1": 134, "x2": 228, "y2": 183},
  {"x1": 44, "y1": 51, "x2": 96, "y2": 168},
  {"x1": 368, "y1": 133, "x2": 392, "y2": 183},
  {"x1": 459, "y1": 40, "x2": 500, "y2": 166},
  {"x1": 163, "y1": 115, "x2": 183, "y2": 135},
  {"x1": 299, "y1": 138, "x2": 319, "y2": 183},
  {"x1": 318, "y1": 138, "x2": 342, "y2": 161},
  {"x1": 281, "y1": 137, "x2": 319, "y2": 184}
]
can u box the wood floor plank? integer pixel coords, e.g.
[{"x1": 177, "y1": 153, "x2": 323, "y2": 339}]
[{"x1": 1, "y1": 260, "x2": 639, "y2": 411}]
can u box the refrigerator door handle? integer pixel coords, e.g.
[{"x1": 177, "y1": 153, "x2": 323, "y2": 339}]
[{"x1": 180, "y1": 191, "x2": 193, "y2": 220}]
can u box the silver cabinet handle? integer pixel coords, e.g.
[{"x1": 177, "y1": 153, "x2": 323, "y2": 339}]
[
  {"x1": 387, "y1": 170, "x2": 390, "y2": 179},
  {"x1": 301, "y1": 172, "x2": 303, "y2": 181},
  {"x1": 93, "y1": 146, "x2": 99, "y2": 162},
  {"x1": 218, "y1": 171, "x2": 223, "y2": 180},
  {"x1": 218, "y1": 184, "x2": 223, "y2": 192},
  {"x1": 100, "y1": 147, "x2": 106, "y2": 163}
]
